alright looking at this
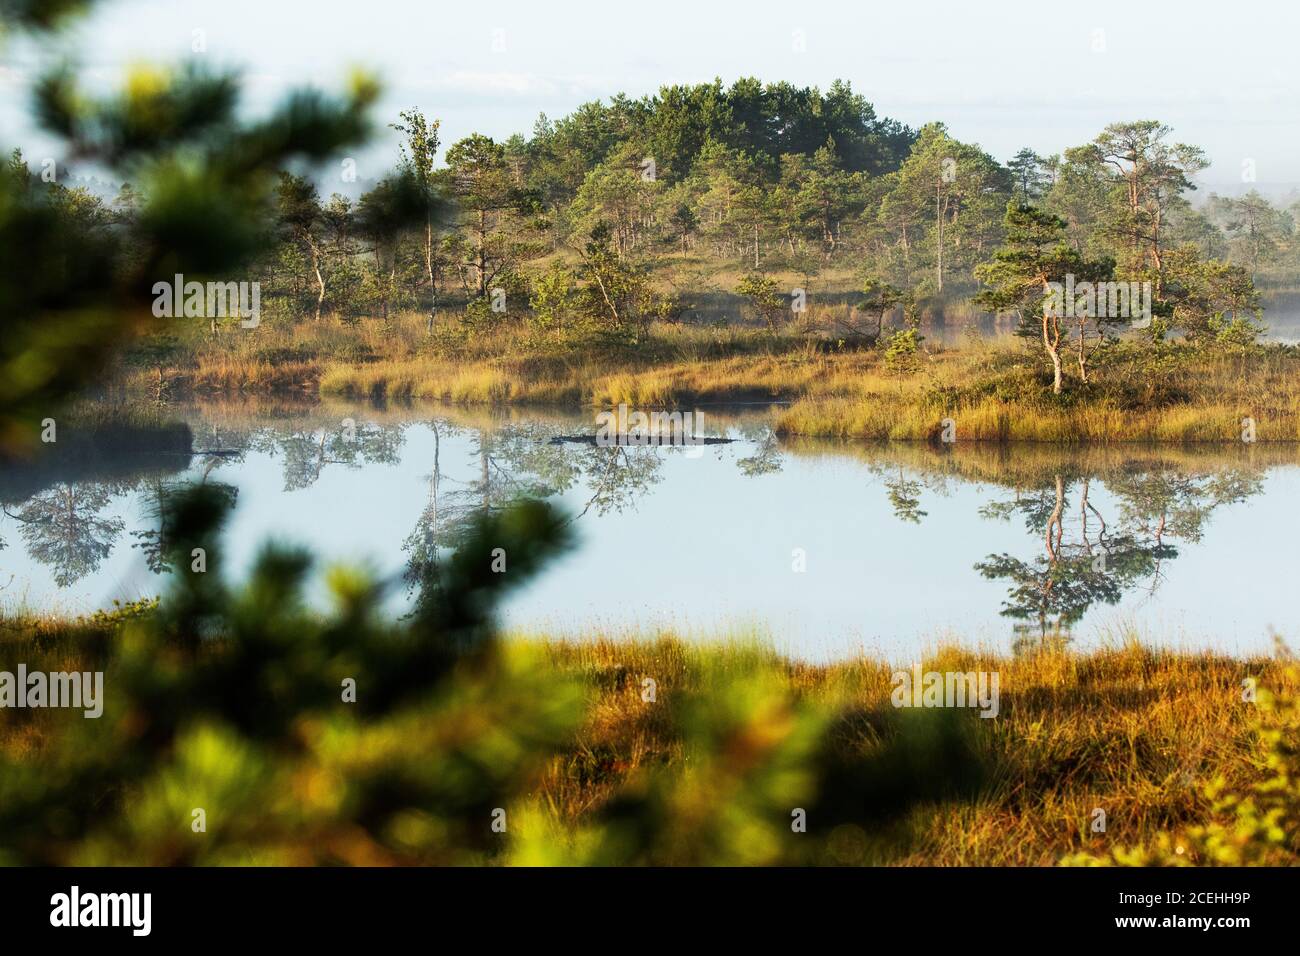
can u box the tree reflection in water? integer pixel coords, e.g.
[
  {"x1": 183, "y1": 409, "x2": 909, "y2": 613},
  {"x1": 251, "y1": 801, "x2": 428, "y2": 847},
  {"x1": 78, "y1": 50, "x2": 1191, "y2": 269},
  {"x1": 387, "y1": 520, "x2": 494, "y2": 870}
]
[
  {"x1": 971, "y1": 467, "x2": 1262, "y2": 649},
  {"x1": 0, "y1": 406, "x2": 1278, "y2": 649}
]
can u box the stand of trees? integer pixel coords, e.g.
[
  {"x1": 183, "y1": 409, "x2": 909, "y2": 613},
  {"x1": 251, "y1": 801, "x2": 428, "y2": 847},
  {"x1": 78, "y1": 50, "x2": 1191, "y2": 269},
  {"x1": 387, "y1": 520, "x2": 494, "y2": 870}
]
[
  {"x1": 13, "y1": 66, "x2": 1296, "y2": 379},
  {"x1": 238, "y1": 106, "x2": 1296, "y2": 363}
]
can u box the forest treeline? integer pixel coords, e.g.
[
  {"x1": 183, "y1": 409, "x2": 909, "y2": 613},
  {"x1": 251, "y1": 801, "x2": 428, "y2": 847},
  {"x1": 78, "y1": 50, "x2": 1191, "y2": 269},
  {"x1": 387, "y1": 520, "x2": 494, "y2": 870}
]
[
  {"x1": 14, "y1": 77, "x2": 1300, "y2": 359},
  {"x1": 17, "y1": 80, "x2": 1300, "y2": 348},
  {"x1": 10, "y1": 75, "x2": 1300, "y2": 411}
]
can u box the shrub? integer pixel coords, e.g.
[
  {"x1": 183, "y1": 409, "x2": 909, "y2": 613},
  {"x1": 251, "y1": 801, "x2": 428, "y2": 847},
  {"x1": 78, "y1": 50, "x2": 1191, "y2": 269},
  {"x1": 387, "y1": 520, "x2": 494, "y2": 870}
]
[{"x1": 883, "y1": 328, "x2": 924, "y2": 373}]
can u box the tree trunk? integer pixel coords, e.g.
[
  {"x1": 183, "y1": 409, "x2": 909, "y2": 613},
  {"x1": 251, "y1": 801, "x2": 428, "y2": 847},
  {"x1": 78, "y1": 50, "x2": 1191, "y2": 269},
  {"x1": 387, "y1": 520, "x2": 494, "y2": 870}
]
[
  {"x1": 476, "y1": 209, "x2": 487, "y2": 298},
  {"x1": 425, "y1": 218, "x2": 436, "y2": 334},
  {"x1": 1043, "y1": 314, "x2": 1063, "y2": 394},
  {"x1": 1076, "y1": 322, "x2": 1089, "y2": 383},
  {"x1": 308, "y1": 238, "x2": 325, "y2": 323},
  {"x1": 935, "y1": 182, "x2": 944, "y2": 294}
]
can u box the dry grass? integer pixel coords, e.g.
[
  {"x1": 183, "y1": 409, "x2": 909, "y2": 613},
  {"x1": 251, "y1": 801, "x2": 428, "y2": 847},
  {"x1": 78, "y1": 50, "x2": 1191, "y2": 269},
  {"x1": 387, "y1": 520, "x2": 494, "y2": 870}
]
[
  {"x1": 775, "y1": 340, "x2": 1300, "y2": 443},
  {"x1": 3, "y1": 604, "x2": 1293, "y2": 864},
  {"x1": 114, "y1": 311, "x2": 1300, "y2": 443},
  {"x1": 775, "y1": 395, "x2": 1300, "y2": 443},
  {"x1": 526, "y1": 633, "x2": 1294, "y2": 865}
]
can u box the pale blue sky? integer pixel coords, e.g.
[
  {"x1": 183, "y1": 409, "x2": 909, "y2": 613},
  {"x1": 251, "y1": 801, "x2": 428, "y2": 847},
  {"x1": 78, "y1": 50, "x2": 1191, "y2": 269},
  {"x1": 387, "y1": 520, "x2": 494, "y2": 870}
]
[{"x1": 4, "y1": 0, "x2": 1299, "y2": 190}]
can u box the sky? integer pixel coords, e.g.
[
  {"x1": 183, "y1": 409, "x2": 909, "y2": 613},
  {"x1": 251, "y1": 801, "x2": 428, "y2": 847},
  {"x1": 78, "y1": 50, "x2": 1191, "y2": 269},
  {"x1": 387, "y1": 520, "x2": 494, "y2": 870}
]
[{"x1": 3, "y1": 0, "x2": 1299, "y2": 193}]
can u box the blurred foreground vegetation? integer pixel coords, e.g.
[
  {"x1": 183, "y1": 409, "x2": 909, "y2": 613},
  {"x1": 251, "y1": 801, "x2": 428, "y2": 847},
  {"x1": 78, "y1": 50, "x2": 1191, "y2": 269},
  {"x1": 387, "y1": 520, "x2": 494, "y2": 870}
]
[
  {"x1": 1, "y1": 483, "x2": 989, "y2": 865},
  {"x1": 2, "y1": 485, "x2": 1296, "y2": 866}
]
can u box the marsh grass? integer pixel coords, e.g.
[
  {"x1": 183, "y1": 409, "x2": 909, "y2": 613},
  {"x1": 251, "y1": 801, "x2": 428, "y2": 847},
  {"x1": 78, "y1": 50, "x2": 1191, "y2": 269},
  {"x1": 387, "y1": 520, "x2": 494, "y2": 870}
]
[
  {"x1": 524, "y1": 633, "x2": 1295, "y2": 865},
  {"x1": 2, "y1": 600, "x2": 1295, "y2": 865},
  {"x1": 114, "y1": 311, "x2": 1300, "y2": 442}
]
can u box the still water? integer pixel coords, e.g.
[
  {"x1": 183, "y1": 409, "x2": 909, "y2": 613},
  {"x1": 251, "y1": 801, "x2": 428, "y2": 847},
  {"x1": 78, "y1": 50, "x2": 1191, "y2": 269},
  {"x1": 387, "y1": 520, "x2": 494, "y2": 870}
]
[{"x1": 2, "y1": 402, "x2": 1296, "y2": 660}]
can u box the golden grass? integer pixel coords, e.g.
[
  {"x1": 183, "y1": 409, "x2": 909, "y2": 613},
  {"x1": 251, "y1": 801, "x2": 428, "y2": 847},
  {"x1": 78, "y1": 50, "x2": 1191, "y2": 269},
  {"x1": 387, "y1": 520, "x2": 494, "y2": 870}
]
[
  {"x1": 775, "y1": 341, "x2": 1300, "y2": 442},
  {"x1": 318, "y1": 358, "x2": 587, "y2": 405},
  {"x1": 115, "y1": 311, "x2": 1300, "y2": 443},
  {"x1": 525, "y1": 633, "x2": 1295, "y2": 865},
  {"x1": 776, "y1": 395, "x2": 1300, "y2": 442},
  {"x1": 305, "y1": 328, "x2": 844, "y2": 407},
  {"x1": 3, "y1": 605, "x2": 1293, "y2": 865}
]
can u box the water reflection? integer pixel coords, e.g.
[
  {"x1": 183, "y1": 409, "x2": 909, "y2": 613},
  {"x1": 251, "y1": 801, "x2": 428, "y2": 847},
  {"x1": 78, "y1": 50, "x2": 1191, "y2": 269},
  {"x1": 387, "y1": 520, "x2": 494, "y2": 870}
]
[
  {"x1": 11, "y1": 482, "x2": 125, "y2": 587},
  {"x1": 973, "y1": 470, "x2": 1260, "y2": 650},
  {"x1": 852, "y1": 445, "x2": 1268, "y2": 648},
  {"x1": 0, "y1": 401, "x2": 1293, "y2": 656}
]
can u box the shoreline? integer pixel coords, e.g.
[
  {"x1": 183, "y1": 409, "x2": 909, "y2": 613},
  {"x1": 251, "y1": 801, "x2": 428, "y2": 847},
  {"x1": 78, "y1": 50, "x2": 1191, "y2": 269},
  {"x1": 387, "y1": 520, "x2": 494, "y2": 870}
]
[{"x1": 102, "y1": 318, "x2": 1300, "y2": 444}]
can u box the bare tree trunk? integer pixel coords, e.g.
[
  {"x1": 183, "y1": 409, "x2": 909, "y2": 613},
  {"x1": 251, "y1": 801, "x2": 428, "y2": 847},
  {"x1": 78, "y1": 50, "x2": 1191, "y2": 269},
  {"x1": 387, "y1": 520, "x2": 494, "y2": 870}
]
[
  {"x1": 1076, "y1": 320, "x2": 1089, "y2": 383},
  {"x1": 308, "y1": 238, "x2": 325, "y2": 323},
  {"x1": 935, "y1": 182, "x2": 944, "y2": 294},
  {"x1": 425, "y1": 218, "x2": 436, "y2": 334},
  {"x1": 1043, "y1": 314, "x2": 1063, "y2": 394}
]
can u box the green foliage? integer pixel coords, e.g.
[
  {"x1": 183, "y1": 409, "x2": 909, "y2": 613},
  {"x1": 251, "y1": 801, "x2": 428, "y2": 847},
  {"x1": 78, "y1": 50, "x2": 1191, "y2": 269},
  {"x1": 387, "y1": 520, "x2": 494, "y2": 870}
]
[
  {"x1": 86, "y1": 597, "x2": 160, "y2": 629},
  {"x1": 441, "y1": 133, "x2": 543, "y2": 303},
  {"x1": 527, "y1": 262, "x2": 589, "y2": 343},
  {"x1": 1160, "y1": 244, "x2": 1262, "y2": 345},
  {"x1": 1007, "y1": 147, "x2": 1051, "y2": 204},
  {"x1": 0, "y1": 6, "x2": 380, "y2": 452},
  {"x1": 974, "y1": 203, "x2": 1119, "y2": 392},
  {"x1": 883, "y1": 328, "x2": 923, "y2": 373},
  {"x1": 1064, "y1": 654, "x2": 1300, "y2": 867},
  {"x1": 1204, "y1": 190, "x2": 1293, "y2": 278},
  {"x1": 878, "y1": 123, "x2": 1012, "y2": 296},
  {"x1": 735, "y1": 273, "x2": 786, "y2": 331},
  {"x1": 524, "y1": 78, "x2": 912, "y2": 200},
  {"x1": 1210, "y1": 315, "x2": 1267, "y2": 353},
  {"x1": 526, "y1": 223, "x2": 668, "y2": 346},
  {"x1": 856, "y1": 276, "x2": 904, "y2": 339}
]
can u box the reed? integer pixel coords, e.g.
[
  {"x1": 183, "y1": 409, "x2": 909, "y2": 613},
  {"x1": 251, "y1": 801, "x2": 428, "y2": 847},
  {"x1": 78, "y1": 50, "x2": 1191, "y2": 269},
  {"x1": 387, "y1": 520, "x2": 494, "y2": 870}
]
[
  {"x1": 524, "y1": 632, "x2": 1295, "y2": 865},
  {"x1": 114, "y1": 312, "x2": 1300, "y2": 443}
]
